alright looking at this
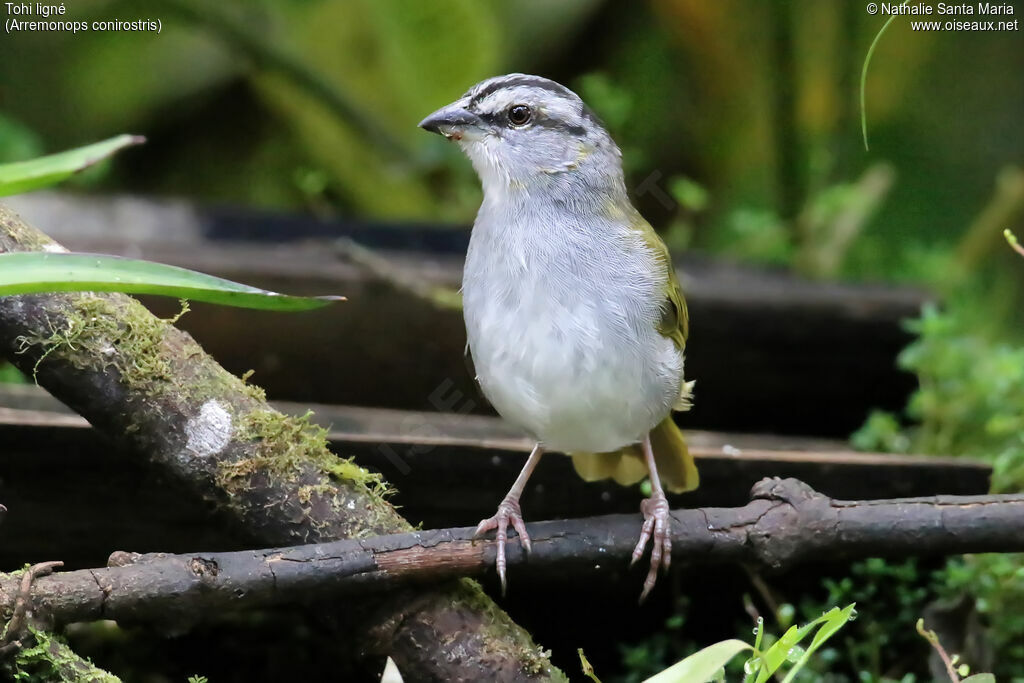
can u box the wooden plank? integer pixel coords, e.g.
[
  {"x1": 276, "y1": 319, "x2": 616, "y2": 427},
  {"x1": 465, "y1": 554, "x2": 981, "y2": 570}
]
[
  {"x1": 0, "y1": 383, "x2": 982, "y2": 468},
  {"x1": 4, "y1": 193, "x2": 931, "y2": 437},
  {"x1": 0, "y1": 385, "x2": 988, "y2": 481}
]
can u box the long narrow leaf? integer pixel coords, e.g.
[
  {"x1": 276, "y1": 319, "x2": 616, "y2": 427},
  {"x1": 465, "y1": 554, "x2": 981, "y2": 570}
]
[
  {"x1": 780, "y1": 605, "x2": 857, "y2": 683},
  {"x1": 755, "y1": 623, "x2": 817, "y2": 683},
  {"x1": 0, "y1": 252, "x2": 343, "y2": 311},
  {"x1": 0, "y1": 135, "x2": 145, "y2": 196},
  {"x1": 645, "y1": 640, "x2": 752, "y2": 683}
]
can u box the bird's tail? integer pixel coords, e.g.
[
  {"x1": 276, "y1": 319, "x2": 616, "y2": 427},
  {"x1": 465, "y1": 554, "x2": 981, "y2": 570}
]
[{"x1": 570, "y1": 416, "x2": 699, "y2": 494}]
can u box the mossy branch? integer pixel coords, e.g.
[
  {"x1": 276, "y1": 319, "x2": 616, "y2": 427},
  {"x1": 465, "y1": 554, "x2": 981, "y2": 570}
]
[{"x1": 0, "y1": 204, "x2": 563, "y2": 682}]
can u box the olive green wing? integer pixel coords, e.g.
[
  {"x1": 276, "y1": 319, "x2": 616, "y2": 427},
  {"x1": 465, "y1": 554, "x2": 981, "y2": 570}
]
[
  {"x1": 658, "y1": 257, "x2": 689, "y2": 350},
  {"x1": 629, "y1": 213, "x2": 688, "y2": 350},
  {"x1": 630, "y1": 212, "x2": 693, "y2": 411}
]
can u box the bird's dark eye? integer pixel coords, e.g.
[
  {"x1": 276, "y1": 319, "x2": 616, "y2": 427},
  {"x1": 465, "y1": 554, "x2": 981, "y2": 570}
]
[{"x1": 508, "y1": 104, "x2": 532, "y2": 126}]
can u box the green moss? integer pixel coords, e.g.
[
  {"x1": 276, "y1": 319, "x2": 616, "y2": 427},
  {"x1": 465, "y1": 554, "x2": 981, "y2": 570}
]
[
  {"x1": 3, "y1": 625, "x2": 121, "y2": 682},
  {"x1": 237, "y1": 369, "x2": 266, "y2": 402},
  {"x1": 12, "y1": 294, "x2": 266, "y2": 407},
  {"x1": 296, "y1": 482, "x2": 332, "y2": 505},
  {"x1": 227, "y1": 409, "x2": 389, "y2": 493},
  {"x1": 0, "y1": 211, "x2": 56, "y2": 252},
  {"x1": 455, "y1": 579, "x2": 566, "y2": 681},
  {"x1": 217, "y1": 409, "x2": 395, "y2": 531},
  {"x1": 323, "y1": 457, "x2": 392, "y2": 496},
  {"x1": 15, "y1": 295, "x2": 183, "y2": 388}
]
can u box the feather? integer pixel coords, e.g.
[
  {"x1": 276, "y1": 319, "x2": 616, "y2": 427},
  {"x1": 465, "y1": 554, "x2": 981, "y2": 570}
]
[{"x1": 570, "y1": 416, "x2": 699, "y2": 494}]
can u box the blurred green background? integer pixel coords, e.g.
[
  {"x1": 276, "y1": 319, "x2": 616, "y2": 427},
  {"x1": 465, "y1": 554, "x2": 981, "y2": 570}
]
[
  {"x1": 2, "y1": 0, "x2": 1021, "y2": 285},
  {"x1": 3, "y1": 1, "x2": 1024, "y2": 681}
]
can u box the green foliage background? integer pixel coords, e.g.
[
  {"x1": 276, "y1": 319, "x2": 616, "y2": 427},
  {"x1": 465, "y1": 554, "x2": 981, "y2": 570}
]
[{"x1": 2, "y1": 0, "x2": 1021, "y2": 269}]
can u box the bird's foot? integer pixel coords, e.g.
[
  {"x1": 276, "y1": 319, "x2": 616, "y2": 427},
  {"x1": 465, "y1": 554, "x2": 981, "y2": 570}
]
[
  {"x1": 631, "y1": 493, "x2": 672, "y2": 602},
  {"x1": 474, "y1": 497, "x2": 531, "y2": 595}
]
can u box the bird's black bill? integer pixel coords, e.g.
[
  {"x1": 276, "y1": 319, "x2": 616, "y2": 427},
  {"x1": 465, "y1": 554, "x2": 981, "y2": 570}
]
[{"x1": 418, "y1": 105, "x2": 483, "y2": 135}]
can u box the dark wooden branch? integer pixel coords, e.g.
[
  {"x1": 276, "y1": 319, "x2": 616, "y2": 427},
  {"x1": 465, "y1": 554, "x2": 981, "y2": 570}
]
[
  {"x1": 0, "y1": 205, "x2": 564, "y2": 682},
  {"x1": 18, "y1": 479, "x2": 1024, "y2": 628}
]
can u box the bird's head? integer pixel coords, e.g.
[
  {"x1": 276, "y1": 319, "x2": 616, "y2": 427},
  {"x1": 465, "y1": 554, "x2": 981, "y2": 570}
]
[{"x1": 419, "y1": 74, "x2": 622, "y2": 193}]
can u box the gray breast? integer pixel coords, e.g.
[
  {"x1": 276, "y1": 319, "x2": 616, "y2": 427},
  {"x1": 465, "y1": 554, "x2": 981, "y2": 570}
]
[{"x1": 460, "y1": 209, "x2": 682, "y2": 452}]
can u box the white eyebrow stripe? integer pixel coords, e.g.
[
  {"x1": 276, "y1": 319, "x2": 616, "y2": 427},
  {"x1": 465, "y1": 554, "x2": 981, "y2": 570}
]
[
  {"x1": 467, "y1": 73, "x2": 577, "y2": 103},
  {"x1": 472, "y1": 86, "x2": 573, "y2": 115}
]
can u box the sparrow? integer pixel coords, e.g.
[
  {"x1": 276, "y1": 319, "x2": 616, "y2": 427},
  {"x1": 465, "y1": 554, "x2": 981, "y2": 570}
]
[{"x1": 419, "y1": 74, "x2": 698, "y2": 601}]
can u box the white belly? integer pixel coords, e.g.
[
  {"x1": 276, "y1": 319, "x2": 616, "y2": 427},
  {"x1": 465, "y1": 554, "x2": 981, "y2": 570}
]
[{"x1": 462, "y1": 222, "x2": 684, "y2": 453}]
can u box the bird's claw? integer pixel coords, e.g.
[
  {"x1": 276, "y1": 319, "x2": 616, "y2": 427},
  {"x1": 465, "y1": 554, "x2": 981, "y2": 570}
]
[
  {"x1": 631, "y1": 494, "x2": 672, "y2": 602},
  {"x1": 474, "y1": 497, "x2": 531, "y2": 595}
]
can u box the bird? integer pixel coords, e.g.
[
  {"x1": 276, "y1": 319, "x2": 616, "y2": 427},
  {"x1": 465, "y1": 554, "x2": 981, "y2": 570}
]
[{"x1": 418, "y1": 73, "x2": 698, "y2": 601}]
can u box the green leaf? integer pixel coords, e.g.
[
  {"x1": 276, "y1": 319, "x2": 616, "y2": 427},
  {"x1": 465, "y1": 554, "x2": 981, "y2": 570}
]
[
  {"x1": 961, "y1": 674, "x2": 996, "y2": 683},
  {"x1": 645, "y1": 639, "x2": 752, "y2": 683},
  {"x1": 0, "y1": 252, "x2": 343, "y2": 311},
  {"x1": 751, "y1": 616, "x2": 765, "y2": 654},
  {"x1": 806, "y1": 605, "x2": 857, "y2": 652},
  {"x1": 755, "y1": 623, "x2": 815, "y2": 683},
  {"x1": 0, "y1": 135, "x2": 145, "y2": 196},
  {"x1": 780, "y1": 605, "x2": 857, "y2": 683}
]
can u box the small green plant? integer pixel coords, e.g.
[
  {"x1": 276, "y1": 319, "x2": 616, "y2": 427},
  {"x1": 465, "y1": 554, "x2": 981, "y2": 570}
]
[
  {"x1": 605, "y1": 604, "x2": 856, "y2": 683},
  {"x1": 798, "y1": 558, "x2": 941, "y2": 681},
  {"x1": 853, "y1": 303, "x2": 1024, "y2": 491}
]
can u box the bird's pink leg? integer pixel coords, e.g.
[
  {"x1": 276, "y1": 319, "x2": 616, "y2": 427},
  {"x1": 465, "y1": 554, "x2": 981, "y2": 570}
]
[
  {"x1": 474, "y1": 443, "x2": 544, "y2": 594},
  {"x1": 631, "y1": 433, "x2": 672, "y2": 602}
]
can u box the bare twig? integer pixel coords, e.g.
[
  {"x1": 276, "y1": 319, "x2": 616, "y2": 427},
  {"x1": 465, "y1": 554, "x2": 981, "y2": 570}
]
[
  {"x1": 335, "y1": 237, "x2": 463, "y2": 310},
  {"x1": 12, "y1": 479, "x2": 1024, "y2": 628},
  {"x1": 743, "y1": 566, "x2": 781, "y2": 622},
  {"x1": 917, "y1": 619, "x2": 961, "y2": 683}
]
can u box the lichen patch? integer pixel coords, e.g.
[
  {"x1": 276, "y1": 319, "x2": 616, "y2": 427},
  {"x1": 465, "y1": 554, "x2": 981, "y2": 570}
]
[{"x1": 185, "y1": 400, "x2": 232, "y2": 458}]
